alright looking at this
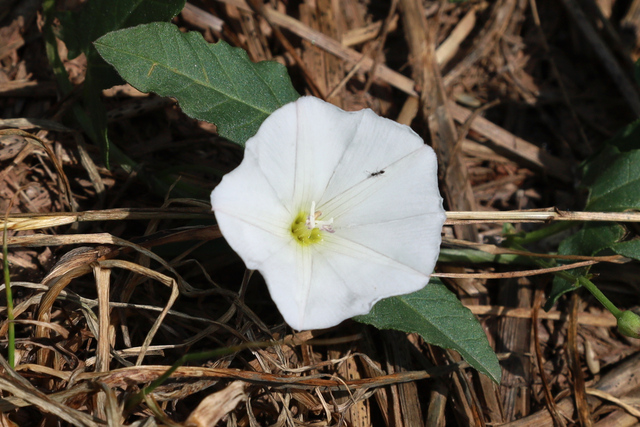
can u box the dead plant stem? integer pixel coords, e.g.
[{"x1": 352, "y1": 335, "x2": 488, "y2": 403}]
[
  {"x1": 445, "y1": 210, "x2": 640, "y2": 224},
  {"x1": 2, "y1": 208, "x2": 640, "y2": 232}
]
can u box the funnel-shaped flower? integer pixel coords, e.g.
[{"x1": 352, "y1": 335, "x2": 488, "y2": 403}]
[{"x1": 211, "y1": 97, "x2": 445, "y2": 330}]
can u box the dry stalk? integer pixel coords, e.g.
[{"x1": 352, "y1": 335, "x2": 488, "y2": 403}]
[
  {"x1": 446, "y1": 209, "x2": 640, "y2": 224},
  {"x1": 3, "y1": 207, "x2": 640, "y2": 232}
]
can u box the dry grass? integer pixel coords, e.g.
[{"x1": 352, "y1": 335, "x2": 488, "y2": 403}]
[{"x1": 2, "y1": 0, "x2": 640, "y2": 425}]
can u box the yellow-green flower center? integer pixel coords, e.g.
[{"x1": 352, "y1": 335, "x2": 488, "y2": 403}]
[
  {"x1": 290, "y1": 202, "x2": 334, "y2": 246},
  {"x1": 290, "y1": 212, "x2": 323, "y2": 245}
]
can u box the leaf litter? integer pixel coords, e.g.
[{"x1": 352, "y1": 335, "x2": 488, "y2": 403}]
[{"x1": 1, "y1": 0, "x2": 640, "y2": 425}]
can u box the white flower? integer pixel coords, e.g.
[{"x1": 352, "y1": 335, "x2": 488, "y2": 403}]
[{"x1": 210, "y1": 97, "x2": 445, "y2": 330}]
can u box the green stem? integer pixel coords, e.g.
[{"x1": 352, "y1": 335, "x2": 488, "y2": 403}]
[
  {"x1": 508, "y1": 221, "x2": 576, "y2": 246},
  {"x1": 3, "y1": 224, "x2": 14, "y2": 368},
  {"x1": 577, "y1": 276, "x2": 622, "y2": 318},
  {"x1": 510, "y1": 242, "x2": 624, "y2": 319},
  {"x1": 438, "y1": 248, "x2": 536, "y2": 266}
]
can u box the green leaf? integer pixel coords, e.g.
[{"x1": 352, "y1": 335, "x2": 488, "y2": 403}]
[
  {"x1": 557, "y1": 223, "x2": 625, "y2": 257},
  {"x1": 610, "y1": 239, "x2": 640, "y2": 259},
  {"x1": 582, "y1": 119, "x2": 640, "y2": 187},
  {"x1": 546, "y1": 119, "x2": 640, "y2": 308},
  {"x1": 94, "y1": 22, "x2": 300, "y2": 145},
  {"x1": 585, "y1": 150, "x2": 640, "y2": 212},
  {"x1": 356, "y1": 278, "x2": 501, "y2": 383},
  {"x1": 545, "y1": 222, "x2": 624, "y2": 309}
]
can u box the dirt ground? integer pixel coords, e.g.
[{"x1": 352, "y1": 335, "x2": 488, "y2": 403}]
[{"x1": 2, "y1": 0, "x2": 640, "y2": 425}]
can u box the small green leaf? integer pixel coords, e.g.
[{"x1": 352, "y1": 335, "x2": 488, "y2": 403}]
[
  {"x1": 95, "y1": 22, "x2": 300, "y2": 145},
  {"x1": 546, "y1": 120, "x2": 640, "y2": 309},
  {"x1": 356, "y1": 278, "x2": 501, "y2": 383},
  {"x1": 582, "y1": 119, "x2": 640, "y2": 187},
  {"x1": 609, "y1": 239, "x2": 640, "y2": 260},
  {"x1": 546, "y1": 222, "x2": 623, "y2": 309},
  {"x1": 557, "y1": 223, "x2": 624, "y2": 257},
  {"x1": 585, "y1": 150, "x2": 640, "y2": 212}
]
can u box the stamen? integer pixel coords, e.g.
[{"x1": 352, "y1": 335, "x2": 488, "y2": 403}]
[
  {"x1": 320, "y1": 221, "x2": 335, "y2": 233},
  {"x1": 305, "y1": 201, "x2": 335, "y2": 233}
]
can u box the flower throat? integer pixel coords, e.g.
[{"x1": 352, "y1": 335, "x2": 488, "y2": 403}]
[{"x1": 290, "y1": 201, "x2": 334, "y2": 245}]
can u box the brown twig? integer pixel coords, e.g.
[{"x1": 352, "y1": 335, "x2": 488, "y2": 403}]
[{"x1": 433, "y1": 259, "x2": 600, "y2": 279}]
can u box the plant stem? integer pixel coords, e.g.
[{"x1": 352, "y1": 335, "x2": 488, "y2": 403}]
[
  {"x1": 510, "y1": 242, "x2": 624, "y2": 319},
  {"x1": 508, "y1": 221, "x2": 575, "y2": 246},
  {"x1": 577, "y1": 276, "x2": 622, "y2": 318},
  {"x1": 3, "y1": 225, "x2": 14, "y2": 368},
  {"x1": 446, "y1": 210, "x2": 640, "y2": 223}
]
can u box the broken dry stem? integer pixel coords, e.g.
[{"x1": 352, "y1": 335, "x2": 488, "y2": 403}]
[
  {"x1": 445, "y1": 210, "x2": 640, "y2": 224},
  {"x1": 3, "y1": 208, "x2": 640, "y2": 232}
]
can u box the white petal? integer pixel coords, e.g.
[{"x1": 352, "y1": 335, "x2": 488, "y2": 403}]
[
  {"x1": 319, "y1": 108, "x2": 426, "y2": 204},
  {"x1": 210, "y1": 150, "x2": 291, "y2": 269},
  {"x1": 246, "y1": 97, "x2": 362, "y2": 210},
  {"x1": 289, "y1": 97, "x2": 361, "y2": 208},
  {"x1": 259, "y1": 237, "x2": 431, "y2": 330},
  {"x1": 333, "y1": 214, "x2": 443, "y2": 274},
  {"x1": 242, "y1": 102, "x2": 299, "y2": 207},
  {"x1": 322, "y1": 145, "x2": 443, "y2": 225},
  {"x1": 256, "y1": 242, "x2": 312, "y2": 329}
]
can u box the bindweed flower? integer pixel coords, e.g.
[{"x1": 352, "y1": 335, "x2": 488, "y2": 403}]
[{"x1": 210, "y1": 97, "x2": 446, "y2": 330}]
